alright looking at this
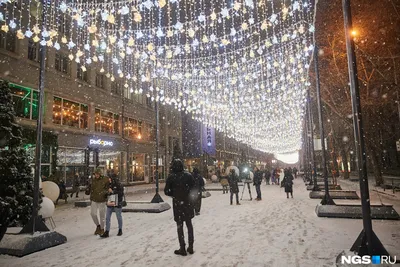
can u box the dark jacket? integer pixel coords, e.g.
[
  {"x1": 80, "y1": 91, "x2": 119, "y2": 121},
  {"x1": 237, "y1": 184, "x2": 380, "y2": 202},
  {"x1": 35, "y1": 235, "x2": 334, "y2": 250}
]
[
  {"x1": 192, "y1": 173, "x2": 205, "y2": 193},
  {"x1": 253, "y1": 170, "x2": 263, "y2": 185},
  {"x1": 228, "y1": 173, "x2": 239, "y2": 193},
  {"x1": 73, "y1": 175, "x2": 80, "y2": 188},
  {"x1": 90, "y1": 176, "x2": 109, "y2": 202},
  {"x1": 164, "y1": 171, "x2": 195, "y2": 223},
  {"x1": 283, "y1": 173, "x2": 294, "y2": 192},
  {"x1": 107, "y1": 178, "x2": 124, "y2": 208}
]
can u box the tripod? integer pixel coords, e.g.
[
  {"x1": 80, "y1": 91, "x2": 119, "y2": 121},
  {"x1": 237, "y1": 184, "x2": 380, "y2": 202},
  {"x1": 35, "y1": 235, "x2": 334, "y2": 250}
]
[{"x1": 240, "y1": 180, "x2": 253, "y2": 201}]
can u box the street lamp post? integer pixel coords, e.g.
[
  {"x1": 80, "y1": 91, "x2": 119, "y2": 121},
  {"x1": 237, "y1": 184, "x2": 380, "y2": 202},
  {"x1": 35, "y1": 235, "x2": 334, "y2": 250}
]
[
  {"x1": 314, "y1": 46, "x2": 335, "y2": 205},
  {"x1": 306, "y1": 90, "x2": 318, "y2": 190},
  {"x1": 20, "y1": 0, "x2": 50, "y2": 234},
  {"x1": 342, "y1": 0, "x2": 388, "y2": 256},
  {"x1": 151, "y1": 101, "x2": 164, "y2": 203}
]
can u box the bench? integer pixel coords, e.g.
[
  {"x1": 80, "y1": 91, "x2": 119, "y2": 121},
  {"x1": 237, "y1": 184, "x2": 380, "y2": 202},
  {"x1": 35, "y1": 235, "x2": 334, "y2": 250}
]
[{"x1": 382, "y1": 176, "x2": 400, "y2": 194}]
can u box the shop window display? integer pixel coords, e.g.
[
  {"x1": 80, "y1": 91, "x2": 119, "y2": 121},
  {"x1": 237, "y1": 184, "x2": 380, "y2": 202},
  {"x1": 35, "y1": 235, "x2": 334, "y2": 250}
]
[{"x1": 53, "y1": 97, "x2": 88, "y2": 129}]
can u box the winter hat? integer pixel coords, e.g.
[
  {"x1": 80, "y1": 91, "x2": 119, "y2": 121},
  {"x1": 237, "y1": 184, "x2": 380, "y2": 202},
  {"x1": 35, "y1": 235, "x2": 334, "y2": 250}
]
[{"x1": 94, "y1": 168, "x2": 103, "y2": 175}]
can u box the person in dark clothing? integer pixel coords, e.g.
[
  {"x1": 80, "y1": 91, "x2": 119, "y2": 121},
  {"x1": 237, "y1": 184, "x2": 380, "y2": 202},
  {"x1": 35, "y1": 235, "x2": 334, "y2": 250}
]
[
  {"x1": 70, "y1": 173, "x2": 80, "y2": 198},
  {"x1": 293, "y1": 167, "x2": 298, "y2": 179},
  {"x1": 265, "y1": 169, "x2": 271, "y2": 185},
  {"x1": 253, "y1": 167, "x2": 263, "y2": 200},
  {"x1": 191, "y1": 168, "x2": 205, "y2": 216},
  {"x1": 55, "y1": 180, "x2": 67, "y2": 205},
  {"x1": 228, "y1": 169, "x2": 240, "y2": 205},
  {"x1": 282, "y1": 169, "x2": 294, "y2": 198},
  {"x1": 164, "y1": 159, "x2": 195, "y2": 256},
  {"x1": 101, "y1": 177, "x2": 124, "y2": 238}
]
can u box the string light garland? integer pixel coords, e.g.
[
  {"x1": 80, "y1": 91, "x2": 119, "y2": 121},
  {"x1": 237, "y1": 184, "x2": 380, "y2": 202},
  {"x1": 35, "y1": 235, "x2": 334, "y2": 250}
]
[{"x1": 0, "y1": 0, "x2": 315, "y2": 154}]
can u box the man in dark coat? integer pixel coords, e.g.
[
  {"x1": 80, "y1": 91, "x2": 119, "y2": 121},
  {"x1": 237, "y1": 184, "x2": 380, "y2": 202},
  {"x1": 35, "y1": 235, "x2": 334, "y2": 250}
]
[
  {"x1": 164, "y1": 159, "x2": 195, "y2": 256},
  {"x1": 228, "y1": 169, "x2": 240, "y2": 205},
  {"x1": 253, "y1": 167, "x2": 263, "y2": 200},
  {"x1": 282, "y1": 169, "x2": 294, "y2": 198},
  {"x1": 191, "y1": 167, "x2": 205, "y2": 216}
]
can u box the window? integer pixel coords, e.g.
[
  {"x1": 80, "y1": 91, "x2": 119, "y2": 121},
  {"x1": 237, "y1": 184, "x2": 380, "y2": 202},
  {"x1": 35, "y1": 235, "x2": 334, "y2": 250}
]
[
  {"x1": 146, "y1": 97, "x2": 153, "y2": 108},
  {"x1": 96, "y1": 73, "x2": 105, "y2": 89},
  {"x1": 95, "y1": 108, "x2": 120, "y2": 134},
  {"x1": 123, "y1": 87, "x2": 132, "y2": 100},
  {"x1": 27, "y1": 40, "x2": 39, "y2": 61},
  {"x1": 111, "y1": 81, "x2": 122, "y2": 95},
  {"x1": 52, "y1": 97, "x2": 88, "y2": 129},
  {"x1": 146, "y1": 123, "x2": 156, "y2": 141},
  {"x1": 55, "y1": 53, "x2": 70, "y2": 74},
  {"x1": 77, "y1": 64, "x2": 89, "y2": 83},
  {"x1": 124, "y1": 117, "x2": 138, "y2": 138},
  {"x1": 134, "y1": 93, "x2": 144, "y2": 104},
  {"x1": 0, "y1": 31, "x2": 16, "y2": 52},
  {"x1": 9, "y1": 83, "x2": 38, "y2": 120}
]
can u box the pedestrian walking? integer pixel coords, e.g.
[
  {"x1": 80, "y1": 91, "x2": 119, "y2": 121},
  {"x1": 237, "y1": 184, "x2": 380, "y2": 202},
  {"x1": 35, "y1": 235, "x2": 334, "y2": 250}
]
[
  {"x1": 282, "y1": 169, "x2": 294, "y2": 198},
  {"x1": 253, "y1": 167, "x2": 263, "y2": 200},
  {"x1": 191, "y1": 167, "x2": 205, "y2": 216},
  {"x1": 220, "y1": 168, "x2": 229, "y2": 194},
  {"x1": 101, "y1": 176, "x2": 124, "y2": 238},
  {"x1": 89, "y1": 168, "x2": 109, "y2": 236},
  {"x1": 55, "y1": 179, "x2": 67, "y2": 205},
  {"x1": 276, "y1": 168, "x2": 281, "y2": 185},
  {"x1": 164, "y1": 159, "x2": 196, "y2": 256},
  {"x1": 293, "y1": 167, "x2": 298, "y2": 179},
  {"x1": 70, "y1": 173, "x2": 80, "y2": 198},
  {"x1": 228, "y1": 169, "x2": 240, "y2": 205}
]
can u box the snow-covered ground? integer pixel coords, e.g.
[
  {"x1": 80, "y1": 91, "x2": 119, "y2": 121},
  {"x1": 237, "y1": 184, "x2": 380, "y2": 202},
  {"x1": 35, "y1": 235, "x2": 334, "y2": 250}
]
[{"x1": 1, "y1": 178, "x2": 400, "y2": 267}]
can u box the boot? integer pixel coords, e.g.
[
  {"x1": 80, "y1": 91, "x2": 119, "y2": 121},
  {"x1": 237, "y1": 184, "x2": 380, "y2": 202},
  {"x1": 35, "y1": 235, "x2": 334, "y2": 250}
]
[
  {"x1": 236, "y1": 203, "x2": 241, "y2": 205},
  {"x1": 187, "y1": 246, "x2": 194, "y2": 254},
  {"x1": 99, "y1": 229, "x2": 105, "y2": 236},
  {"x1": 117, "y1": 229, "x2": 123, "y2": 236},
  {"x1": 100, "y1": 230, "x2": 109, "y2": 238},
  {"x1": 174, "y1": 247, "x2": 187, "y2": 256},
  {"x1": 94, "y1": 225, "x2": 101, "y2": 235}
]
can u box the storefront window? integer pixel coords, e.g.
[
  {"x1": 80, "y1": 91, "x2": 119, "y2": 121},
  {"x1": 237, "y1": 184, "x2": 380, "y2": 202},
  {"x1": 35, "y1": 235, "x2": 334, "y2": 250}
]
[
  {"x1": 99, "y1": 150, "x2": 121, "y2": 176},
  {"x1": 9, "y1": 83, "x2": 38, "y2": 120},
  {"x1": 26, "y1": 145, "x2": 52, "y2": 179},
  {"x1": 53, "y1": 97, "x2": 88, "y2": 129},
  {"x1": 95, "y1": 108, "x2": 120, "y2": 134},
  {"x1": 130, "y1": 154, "x2": 145, "y2": 182},
  {"x1": 57, "y1": 147, "x2": 87, "y2": 187}
]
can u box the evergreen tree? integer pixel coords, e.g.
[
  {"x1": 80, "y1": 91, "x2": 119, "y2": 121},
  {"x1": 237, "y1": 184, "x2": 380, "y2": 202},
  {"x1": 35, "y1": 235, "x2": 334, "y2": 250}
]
[{"x1": 0, "y1": 80, "x2": 34, "y2": 241}]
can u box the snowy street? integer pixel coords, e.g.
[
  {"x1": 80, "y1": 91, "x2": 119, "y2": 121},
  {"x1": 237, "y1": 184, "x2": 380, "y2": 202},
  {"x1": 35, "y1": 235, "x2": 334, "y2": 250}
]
[{"x1": 1, "y1": 178, "x2": 400, "y2": 267}]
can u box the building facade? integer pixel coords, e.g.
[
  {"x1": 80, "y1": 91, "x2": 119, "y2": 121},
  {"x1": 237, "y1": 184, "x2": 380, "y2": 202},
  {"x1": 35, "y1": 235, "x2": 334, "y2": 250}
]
[
  {"x1": 181, "y1": 113, "x2": 270, "y2": 177},
  {"x1": 0, "y1": 30, "x2": 181, "y2": 186}
]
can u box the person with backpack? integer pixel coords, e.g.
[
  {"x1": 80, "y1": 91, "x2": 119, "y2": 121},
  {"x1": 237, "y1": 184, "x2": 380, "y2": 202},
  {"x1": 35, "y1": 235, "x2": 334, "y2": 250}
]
[
  {"x1": 165, "y1": 159, "x2": 196, "y2": 256},
  {"x1": 100, "y1": 176, "x2": 124, "y2": 238}
]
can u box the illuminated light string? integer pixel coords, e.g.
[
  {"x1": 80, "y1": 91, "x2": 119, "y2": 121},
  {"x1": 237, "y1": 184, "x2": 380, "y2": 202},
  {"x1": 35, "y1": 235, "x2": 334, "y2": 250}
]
[{"x1": 0, "y1": 0, "x2": 315, "y2": 154}]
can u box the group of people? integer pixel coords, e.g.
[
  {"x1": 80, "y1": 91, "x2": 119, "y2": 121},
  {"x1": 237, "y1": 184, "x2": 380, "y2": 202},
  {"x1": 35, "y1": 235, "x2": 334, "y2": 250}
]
[{"x1": 85, "y1": 161, "x2": 297, "y2": 256}]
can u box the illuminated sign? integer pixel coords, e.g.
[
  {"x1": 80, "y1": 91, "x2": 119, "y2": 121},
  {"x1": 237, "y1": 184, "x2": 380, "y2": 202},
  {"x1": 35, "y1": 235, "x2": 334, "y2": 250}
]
[{"x1": 89, "y1": 139, "x2": 113, "y2": 147}]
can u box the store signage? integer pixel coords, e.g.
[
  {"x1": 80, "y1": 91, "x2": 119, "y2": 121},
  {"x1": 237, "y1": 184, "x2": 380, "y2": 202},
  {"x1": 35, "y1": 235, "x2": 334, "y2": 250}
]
[
  {"x1": 202, "y1": 125, "x2": 216, "y2": 156},
  {"x1": 89, "y1": 138, "x2": 113, "y2": 147}
]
